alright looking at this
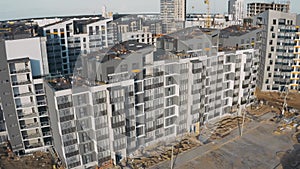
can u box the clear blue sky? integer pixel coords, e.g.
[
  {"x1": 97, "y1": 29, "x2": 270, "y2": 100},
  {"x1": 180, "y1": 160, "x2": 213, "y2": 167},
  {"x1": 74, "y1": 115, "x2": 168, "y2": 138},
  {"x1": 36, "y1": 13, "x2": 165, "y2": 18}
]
[{"x1": 0, "y1": 0, "x2": 299, "y2": 20}]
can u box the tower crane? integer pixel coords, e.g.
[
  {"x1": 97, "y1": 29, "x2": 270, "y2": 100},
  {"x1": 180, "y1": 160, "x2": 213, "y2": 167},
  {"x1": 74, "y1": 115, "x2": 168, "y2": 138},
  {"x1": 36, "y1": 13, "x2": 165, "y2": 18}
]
[{"x1": 204, "y1": 0, "x2": 211, "y2": 28}]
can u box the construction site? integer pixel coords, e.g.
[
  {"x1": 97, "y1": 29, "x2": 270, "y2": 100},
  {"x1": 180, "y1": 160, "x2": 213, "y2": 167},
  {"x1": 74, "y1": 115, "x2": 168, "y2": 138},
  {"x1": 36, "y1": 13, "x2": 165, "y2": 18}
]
[
  {"x1": 0, "y1": 144, "x2": 54, "y2": 169},
  {"x1": 0, "y1": 90, "x2": 299, "y2": 169},
  {"x1": 114, "y1": 90, "x2": 300, "y2": 169}
]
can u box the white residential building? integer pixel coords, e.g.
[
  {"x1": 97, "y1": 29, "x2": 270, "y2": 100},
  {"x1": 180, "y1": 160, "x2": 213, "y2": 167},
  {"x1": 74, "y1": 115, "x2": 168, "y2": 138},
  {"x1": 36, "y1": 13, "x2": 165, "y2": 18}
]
[
  {"x1": 42, "y1": 17, "x2": 113, "y2": 75},
  {"x1": 252, "y1": 10, "x2": 298, "y2": 92},
  {"x1": 160, "y1": 0, "x2": 186, "y2": 33},
  {"x1": 45, "y1": 27, "x2": 258, "y2": 169},
  {"x1": 228, "y1": 0, "x2": 245, "y2": 21},
  {"x1": 0, "y1": 37, "x2": 52, "y2": 154}
]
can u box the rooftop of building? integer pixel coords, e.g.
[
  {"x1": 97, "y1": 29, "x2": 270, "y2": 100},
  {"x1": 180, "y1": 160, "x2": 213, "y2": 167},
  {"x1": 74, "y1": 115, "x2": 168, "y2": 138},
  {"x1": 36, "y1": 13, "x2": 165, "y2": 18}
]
[
  {"x1": 47, "y1": 41, "x2": 152, "y2": 91},
  {"x1": 166, "y1": 27, "x2": 216, "y2": 41},
  {"x1": 1, "y1": 14, "x2": 106, "y2": 23},
  {"x1": 220, "y1": 25, "x2": 260, "y2": 38},
  {"x1": 0, "y1": 21, "x2": 38, "y2": 40},
  {"x1": 42, "y1": 17, "x2": 105, "y2": 28},
  {"x1": 46, "y1": 76, "x2": 74, "y2": 91},
  {"x1": 86, "y1": 40, "x2": 152, "y2": 63},
  {"x1": 7, "y1": 57, "x2": 30, "y2": 63}
]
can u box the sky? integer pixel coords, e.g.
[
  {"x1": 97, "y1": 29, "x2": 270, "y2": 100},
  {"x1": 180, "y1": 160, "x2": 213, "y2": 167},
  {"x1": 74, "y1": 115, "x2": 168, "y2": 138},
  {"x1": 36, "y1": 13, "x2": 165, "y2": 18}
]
[{"x1": 0, "y1": 0, "x2": 299, "y2": 21}]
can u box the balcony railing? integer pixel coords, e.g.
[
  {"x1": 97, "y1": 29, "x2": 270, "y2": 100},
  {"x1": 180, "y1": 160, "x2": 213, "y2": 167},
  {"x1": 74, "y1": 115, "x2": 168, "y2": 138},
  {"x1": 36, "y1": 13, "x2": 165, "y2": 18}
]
[
  {"x1": 16, "y1": 102, "x2": 35, "y2": 109},
  {"x1": 14, "y1": 92, "x2": 34, "y2": 97},
  {"x1": 25, "y1": 142, "x2": 43, "y2": 149},
  {"x1": 10, "y1": 68, "x2": 30, "y2": 74},
  {"x1": 37, "y1": 100, "x2": 47, "y2": 106},
  {"x1": 23, "y1": 132, "x2": 41, "y2": 140},
  {"x1": 43, "y1": 131, "x2": 52, "y2": 137},
  {"x1": 39, "y1": 111, "x2": 48, "y2": 116},
  {"x1": 35, "y1": 89, "x2": 45, "y2": 94},
  {"x1": 12, "y1": 80, "x2": 31, "y2": 86},
  {"x1": 58, "y1": 102, "x2": 73, "y2": 109},
  {"x1": 41, "y1": 121, "x2": 50, "y2": 127},
  {"x1": 60, "y1": 115, "x2": 74, "y2": 122},
  {"x1": 18, "y1": 112, "x2": 37, "y2": 119},
  {"x1": 20, "y1": 123, "x2": 39, "y2": 130}
]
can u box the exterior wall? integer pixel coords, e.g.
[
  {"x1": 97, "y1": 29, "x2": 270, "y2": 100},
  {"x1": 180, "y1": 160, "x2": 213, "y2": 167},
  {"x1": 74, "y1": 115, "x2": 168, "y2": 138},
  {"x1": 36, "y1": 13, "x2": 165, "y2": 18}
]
[
  {"x1": 253, "y1": 10, "x2": 297, "y2": 92},
  {"x1": 122, "y1": 31, "x2": 155, "y2": 45},
  {"x1": 5, "y1": 37, "x2": 49, "y2": 77},
  {"x1": 291, "y1": 27, "x2": 300, "y2": 91},
  {"x1": 161, "y1": 0, "x2": 186, "y2": 33},
  {"x1": 0, "y1": 40, "x2": 24, "y2": 152},
  {"x1": 45, "y1": 33, "x2": 258, "y2": 168},
  {"x1": 220, "y1": 28, "x2": 262, "y2": 50},
  {"x1": 43, "y1": 18, "x2": 113, "y2": 75},
  {"x1": 228, "y1": 0, "x2": 244, "y2": 21},
  {"x1": 0, "y1": 38, "x2": 52, "y2": 153}
]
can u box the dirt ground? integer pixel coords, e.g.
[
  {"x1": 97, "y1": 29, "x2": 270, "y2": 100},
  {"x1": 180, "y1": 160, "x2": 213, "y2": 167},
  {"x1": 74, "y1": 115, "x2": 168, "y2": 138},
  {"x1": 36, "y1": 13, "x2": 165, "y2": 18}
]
[
  {"x1": 176, "y1": 122, "x2": 299, "y2": 169},
  {"x1": 0, "y1": 144, "x2": 53, "y2": 169},
  {"x1": 255, "y1": 89, "x2": 300, "y2": 110}
]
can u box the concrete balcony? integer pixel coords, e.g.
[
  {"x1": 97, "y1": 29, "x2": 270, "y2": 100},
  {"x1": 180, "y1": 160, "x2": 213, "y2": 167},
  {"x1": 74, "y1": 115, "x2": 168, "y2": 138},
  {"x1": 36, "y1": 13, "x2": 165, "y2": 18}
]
[
  {"x1": 16, "y1": 102, "x2": 35, "y2": 109},
  {"x1": 37, "y1": 100, "x2": 47, "y2": 106},
  {"x1": 39, "y1": 111, "x2": 48, "y2": 117},
  {"x1": 35, "y1": 89, "x2": 45, "y2": 95},
  {"x1": 20, "y1": 123, "x2": 39, "y2": 130},
  {"x1": 41, "y1": 121, "x2": 50, "y2": 127},
  {"x1": 12, "y1": 80, "x2": 31, "y2": 86},
  {"x1": 42, "y1": 131, "x2": 52, "y2": 137},
  {"x1": 10, "y1": 68, "x2": 30, "y2": 75},
  {"x1": 25, "y1": 142, "x2": 43, "y2": 149},
  {"x1": 18, "y1": 112, "x2": 37, "y2": 120},
  {"x1": 14, "y1": 91, "x2": 34, "y2": 98},
  {"x1": 23, "y1": 132, "x2": 41, "y2": 140}
]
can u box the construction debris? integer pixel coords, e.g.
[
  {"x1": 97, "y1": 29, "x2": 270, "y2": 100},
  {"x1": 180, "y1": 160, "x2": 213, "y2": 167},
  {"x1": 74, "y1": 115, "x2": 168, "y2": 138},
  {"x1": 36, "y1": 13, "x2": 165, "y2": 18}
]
[
  {"x1": 255, "y1": 89, "x2": 300, "y2": 110},
  {"x1": 120, "y1": 135, "x2": 201, "y2": 169},
  {"x1": 209, "y1": 116, "x2": 250, "y2": 140},
  {"x1": 0, "y1": 143, "x2": 54, "y2": 169},
  {"x1": 272, "y1": 111, "x2": 300, "y2": 135}
]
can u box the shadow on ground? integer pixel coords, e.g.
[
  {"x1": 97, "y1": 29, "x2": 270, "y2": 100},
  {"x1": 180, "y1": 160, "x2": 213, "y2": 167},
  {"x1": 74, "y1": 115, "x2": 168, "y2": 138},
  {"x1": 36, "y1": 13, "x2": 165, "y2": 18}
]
[{"x1": 280, "y1": 144, "x2": 300, "y2": 169}]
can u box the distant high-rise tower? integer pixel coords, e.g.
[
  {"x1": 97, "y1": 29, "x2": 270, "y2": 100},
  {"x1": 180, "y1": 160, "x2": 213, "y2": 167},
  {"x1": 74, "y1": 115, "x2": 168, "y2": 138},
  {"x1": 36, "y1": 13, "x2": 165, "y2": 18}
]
[
  {"x1": 228, "y1": 0, "x2": 244, "y2": 21},
  {"x1": 102, "y1": 5, "x2": 107, "y2": 18},
  {"x1": 160, "y1": 0, "x2": 186, "y2": 34}
]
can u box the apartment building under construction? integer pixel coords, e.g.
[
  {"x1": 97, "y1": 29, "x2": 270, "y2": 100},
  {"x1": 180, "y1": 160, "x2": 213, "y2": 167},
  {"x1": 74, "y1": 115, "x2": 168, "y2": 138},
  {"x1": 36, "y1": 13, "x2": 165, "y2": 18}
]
[{"x1": 247, "y1": 1, "x2": 290, "y2": 17}]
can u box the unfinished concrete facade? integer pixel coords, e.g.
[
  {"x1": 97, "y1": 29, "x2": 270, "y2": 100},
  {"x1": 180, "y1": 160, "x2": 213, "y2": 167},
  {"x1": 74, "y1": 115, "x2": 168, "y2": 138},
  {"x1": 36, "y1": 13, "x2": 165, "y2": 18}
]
[{"x1": 247, "y1": 2, "x2": 290, "y2": 17}]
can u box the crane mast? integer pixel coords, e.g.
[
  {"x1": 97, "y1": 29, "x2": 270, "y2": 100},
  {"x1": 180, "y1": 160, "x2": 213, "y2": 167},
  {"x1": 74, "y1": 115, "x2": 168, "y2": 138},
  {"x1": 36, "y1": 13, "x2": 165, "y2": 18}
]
[{"x1": 204, "y1": 0, "x2": 211, "y2": 28}]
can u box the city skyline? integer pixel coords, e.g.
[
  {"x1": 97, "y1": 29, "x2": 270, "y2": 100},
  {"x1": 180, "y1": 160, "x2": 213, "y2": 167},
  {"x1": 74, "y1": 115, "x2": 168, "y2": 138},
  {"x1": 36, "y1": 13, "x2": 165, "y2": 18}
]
[{"x1": 0, "y1": 0, "x2": 299, "y2": 21}]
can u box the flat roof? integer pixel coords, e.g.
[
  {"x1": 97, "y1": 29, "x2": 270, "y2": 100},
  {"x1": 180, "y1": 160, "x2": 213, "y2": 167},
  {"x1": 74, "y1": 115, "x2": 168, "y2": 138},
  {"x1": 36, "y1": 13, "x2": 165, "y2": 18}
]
[
  {"x1": 86, "y1": 40, "x2": 152, "y2": 63},
  {"x1": 220, "y1": 25, "x2": 260, "y2": 37}
]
